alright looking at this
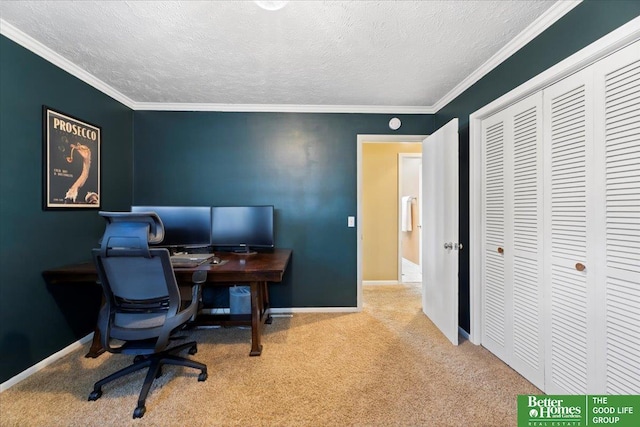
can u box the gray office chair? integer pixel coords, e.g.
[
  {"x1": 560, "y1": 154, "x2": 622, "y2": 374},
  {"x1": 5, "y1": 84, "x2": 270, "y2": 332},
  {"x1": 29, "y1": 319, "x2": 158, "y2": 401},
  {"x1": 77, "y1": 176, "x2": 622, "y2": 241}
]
[{"x1": 88, "y1": 211, "x2": 207, "y2": 419}]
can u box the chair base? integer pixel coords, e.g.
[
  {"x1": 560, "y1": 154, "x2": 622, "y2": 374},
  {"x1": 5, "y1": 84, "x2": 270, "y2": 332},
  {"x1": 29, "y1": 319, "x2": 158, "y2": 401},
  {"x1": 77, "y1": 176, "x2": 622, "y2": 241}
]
[{"x1": 88, "y1": 341, "x2": 207, "y2": 419}]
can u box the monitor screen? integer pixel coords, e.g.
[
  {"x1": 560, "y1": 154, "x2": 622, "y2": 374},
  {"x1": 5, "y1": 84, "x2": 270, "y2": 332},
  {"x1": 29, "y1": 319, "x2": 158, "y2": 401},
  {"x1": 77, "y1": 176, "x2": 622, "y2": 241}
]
[
  {"x1": 131, "y1": 206, "x2": 211, "y2": 248},
  {"x1": 210, "y1": 206, "x2": 274, "y2": 251}
]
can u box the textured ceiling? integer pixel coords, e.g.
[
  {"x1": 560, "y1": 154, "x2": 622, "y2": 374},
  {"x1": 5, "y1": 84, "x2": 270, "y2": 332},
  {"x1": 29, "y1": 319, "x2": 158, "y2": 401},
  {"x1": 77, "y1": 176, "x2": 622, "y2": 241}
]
[{"x1": 0, "y1": 0, "x2": 561, "y2": 111}]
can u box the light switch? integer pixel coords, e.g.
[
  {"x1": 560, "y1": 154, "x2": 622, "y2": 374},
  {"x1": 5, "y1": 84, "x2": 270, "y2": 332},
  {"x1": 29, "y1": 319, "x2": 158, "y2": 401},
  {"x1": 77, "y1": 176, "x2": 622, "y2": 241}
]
[{"x1": 348, "y1": 216, "x2": 355, "y2": 227}]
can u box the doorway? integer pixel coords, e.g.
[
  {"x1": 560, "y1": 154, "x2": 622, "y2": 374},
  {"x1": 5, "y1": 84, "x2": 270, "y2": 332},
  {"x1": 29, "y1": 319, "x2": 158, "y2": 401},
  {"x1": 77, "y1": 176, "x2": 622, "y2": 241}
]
[{"x1": 356, "y1": 134, "x2": 427, "y2": 310}]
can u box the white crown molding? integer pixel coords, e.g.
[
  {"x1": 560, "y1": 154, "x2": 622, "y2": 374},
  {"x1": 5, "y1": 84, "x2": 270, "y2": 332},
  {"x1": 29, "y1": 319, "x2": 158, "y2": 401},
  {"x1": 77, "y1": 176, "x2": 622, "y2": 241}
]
[
  {"x1": 2, "y1": 0, "x2": 580, "y2": 115},
  {"x1": 0, "y1": 18, "x2": 432, "y2": 114},
  {"x1": 432, "y1": 0, "x2": 582, "y2": 112},
  {"x1": 131, "y1": 102, "x2": 435, "y2": 114},
  {"x1": 0, "y1": 19, "x2": 137, "y2": 109}
]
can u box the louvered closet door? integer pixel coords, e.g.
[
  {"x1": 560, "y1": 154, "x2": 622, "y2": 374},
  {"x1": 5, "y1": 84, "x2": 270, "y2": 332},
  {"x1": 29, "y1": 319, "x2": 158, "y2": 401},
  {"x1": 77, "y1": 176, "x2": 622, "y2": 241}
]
[
  {"x1": 543, "y1": 67, "x2": 596, "y2": 395},
  {"x1": 508, "y1": 93, "x2": 545, "y2": 390},
  {"x1": 482, "y1": 112, "x2": 508, "y2": 360},
  {"x1": 480, "y1": 93, "x2": 545, "y2": 389},
  {"x1": 593, "y1": 40, "x2": 640, "y2": 394}
]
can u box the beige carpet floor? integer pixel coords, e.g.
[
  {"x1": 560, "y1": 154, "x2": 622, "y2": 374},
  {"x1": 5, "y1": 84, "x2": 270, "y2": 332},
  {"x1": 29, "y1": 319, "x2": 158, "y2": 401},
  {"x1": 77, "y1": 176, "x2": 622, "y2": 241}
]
[{"x1": 0, "y1": 284, "x2": 540, "y2": 426}]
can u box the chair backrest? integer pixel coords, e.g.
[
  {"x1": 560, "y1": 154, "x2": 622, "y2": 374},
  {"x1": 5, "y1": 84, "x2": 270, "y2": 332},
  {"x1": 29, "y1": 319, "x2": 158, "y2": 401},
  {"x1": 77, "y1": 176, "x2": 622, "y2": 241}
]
[{"x1": 93, "y1": 211, "x2": 184, "y2": 350}]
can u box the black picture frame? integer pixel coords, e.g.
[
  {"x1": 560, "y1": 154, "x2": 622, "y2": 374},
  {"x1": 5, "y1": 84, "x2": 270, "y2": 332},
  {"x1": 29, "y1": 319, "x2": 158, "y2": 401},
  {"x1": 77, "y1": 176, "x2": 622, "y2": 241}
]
[{"x1": 43, "y1": 106, "x2": 101, "y2": 210}]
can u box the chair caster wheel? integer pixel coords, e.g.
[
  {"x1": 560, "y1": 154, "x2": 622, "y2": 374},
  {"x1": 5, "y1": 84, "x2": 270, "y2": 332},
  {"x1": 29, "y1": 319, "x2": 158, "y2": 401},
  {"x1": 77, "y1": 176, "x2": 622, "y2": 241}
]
[
  {"x1": 133, "y1": 406, "x2": 146, "y2": 418},
  {"x1": 188, "y1": 345, "x2": 198, "y2": 355},
  {"x1": 198, "y1": 371, "x2": 208, "y2": 382},
  {"x1": 88, "y1": 390, "x2": 102, "y2": 401}
]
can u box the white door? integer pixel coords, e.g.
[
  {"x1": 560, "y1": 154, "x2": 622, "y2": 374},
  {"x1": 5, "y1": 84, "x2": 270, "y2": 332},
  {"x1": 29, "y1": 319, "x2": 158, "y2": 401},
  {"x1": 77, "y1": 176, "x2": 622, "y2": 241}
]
[
  {"x1": 422, "y1": 118, "x2": 459, "y2": 345},
  {"x1": 481, "y1": 111, "x2": 508, "y2": 360},
  {"x1": 543, "y1": 67, "x2": 595, "y2": 395},
  {"x1": 507, "y1": 93, "x2": 546, "y2": 390},
  {"x1": 479, "y1": 93, "x2": 546, "y2": 391},
  {"x1": 592, "y1": 39, "x2": 640, "y2": 394}
]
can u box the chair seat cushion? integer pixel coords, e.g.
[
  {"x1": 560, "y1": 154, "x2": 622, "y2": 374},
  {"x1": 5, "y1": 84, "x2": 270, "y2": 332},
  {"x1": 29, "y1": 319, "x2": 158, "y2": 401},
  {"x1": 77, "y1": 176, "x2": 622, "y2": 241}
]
[{"x1": 114, "y1": 312, "x2": 166, "y2": 329}]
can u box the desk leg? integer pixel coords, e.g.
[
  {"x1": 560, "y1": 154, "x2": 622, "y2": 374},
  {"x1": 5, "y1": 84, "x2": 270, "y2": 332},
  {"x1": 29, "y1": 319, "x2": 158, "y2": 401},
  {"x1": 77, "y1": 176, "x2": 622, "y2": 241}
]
[
  {"x1": 86, "y1": 329, "x2": 106, "y2": 358},
  {"x1": 249, "y1": 281, "x2": 263, "y2": 356},
  {"x1": 86, "y1": 294, "x2": 106, "y2": 358},
  {"x1": 261, "y1": 281, "x2": 273, "y2": 324}
]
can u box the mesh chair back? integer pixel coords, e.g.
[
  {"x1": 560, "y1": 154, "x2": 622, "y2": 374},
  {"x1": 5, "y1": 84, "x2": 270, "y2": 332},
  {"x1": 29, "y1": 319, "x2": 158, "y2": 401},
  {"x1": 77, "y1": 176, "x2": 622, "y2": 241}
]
[{"x1": 93, "y1": 212, "x2": 185, "y2": 346}]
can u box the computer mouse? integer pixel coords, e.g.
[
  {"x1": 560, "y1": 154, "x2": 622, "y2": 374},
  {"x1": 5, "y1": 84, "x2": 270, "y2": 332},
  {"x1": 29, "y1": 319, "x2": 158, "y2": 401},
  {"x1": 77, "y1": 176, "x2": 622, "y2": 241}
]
[{"x1": 211, "y1": 257, "x2": 221, "y2": 264}]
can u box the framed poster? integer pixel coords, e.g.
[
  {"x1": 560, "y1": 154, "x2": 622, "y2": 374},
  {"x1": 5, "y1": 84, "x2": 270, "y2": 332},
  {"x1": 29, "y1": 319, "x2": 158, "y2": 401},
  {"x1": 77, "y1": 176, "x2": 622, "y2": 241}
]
[{"x1": 43, "y1": 106, "x2": 101, "y2": 209}]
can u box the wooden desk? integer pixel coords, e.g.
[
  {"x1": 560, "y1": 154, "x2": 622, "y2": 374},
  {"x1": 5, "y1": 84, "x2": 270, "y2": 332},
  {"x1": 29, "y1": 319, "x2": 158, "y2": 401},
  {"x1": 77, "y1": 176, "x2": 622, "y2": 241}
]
[{"x1": 42, "y1": 249, "x2": 291, "y2": 357}]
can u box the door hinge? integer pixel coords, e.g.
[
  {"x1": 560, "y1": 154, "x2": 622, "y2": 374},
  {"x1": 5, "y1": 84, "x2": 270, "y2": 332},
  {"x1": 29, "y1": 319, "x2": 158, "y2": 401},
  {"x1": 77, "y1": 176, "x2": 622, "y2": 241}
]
[{"x1": 444, "y1": 242, "x2": 463, "y2": 251}]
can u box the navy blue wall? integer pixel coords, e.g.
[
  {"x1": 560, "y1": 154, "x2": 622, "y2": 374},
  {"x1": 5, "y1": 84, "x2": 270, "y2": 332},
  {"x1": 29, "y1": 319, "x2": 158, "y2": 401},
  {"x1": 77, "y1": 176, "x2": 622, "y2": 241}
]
[
  {"x1": 0, "y1": 36, "x2": 133, "y2": 383},
  {"x1": 133, "y1": 111, "x2": 435, "y2": 307},
  {"x1": 435, "y1": 0, "x2": 640, "y2": 333}
]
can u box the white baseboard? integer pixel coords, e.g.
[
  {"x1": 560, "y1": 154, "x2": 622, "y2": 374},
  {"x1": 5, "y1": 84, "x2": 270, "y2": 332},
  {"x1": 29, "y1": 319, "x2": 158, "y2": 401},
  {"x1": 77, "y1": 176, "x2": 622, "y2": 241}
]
[
  {"x1": 0, "y1": 333, "x2": 94, "y2": 393},
  {"x1": 271, "y1": 306, "x2": 359, "y2": 315},
  {"x1": 363, "y1": 280, "x2": 399, "y2": 286}
]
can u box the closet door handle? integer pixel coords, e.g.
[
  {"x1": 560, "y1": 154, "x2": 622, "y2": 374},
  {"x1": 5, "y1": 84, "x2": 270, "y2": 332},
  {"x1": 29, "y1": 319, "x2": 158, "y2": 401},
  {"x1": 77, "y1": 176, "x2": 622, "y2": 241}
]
[
  {"x1": 497, "y1": 247, "x2": 504, "y2": 255},
  {"x1": 575, "y1": 262, "x2": 586, "y2": 272}
]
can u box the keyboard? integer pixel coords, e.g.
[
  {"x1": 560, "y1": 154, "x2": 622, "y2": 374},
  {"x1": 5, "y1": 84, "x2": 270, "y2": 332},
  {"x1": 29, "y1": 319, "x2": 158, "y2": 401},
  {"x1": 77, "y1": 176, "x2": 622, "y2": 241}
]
[{"x1": 170, "y1": 253, "x2": 215, "y2": 267}]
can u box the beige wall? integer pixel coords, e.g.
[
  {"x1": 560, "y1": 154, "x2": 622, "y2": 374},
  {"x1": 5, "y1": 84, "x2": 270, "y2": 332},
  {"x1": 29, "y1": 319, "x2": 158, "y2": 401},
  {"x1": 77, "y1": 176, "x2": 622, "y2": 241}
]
[{"x1": 363, "y1": 143, "x2": 422, "y2": 281}]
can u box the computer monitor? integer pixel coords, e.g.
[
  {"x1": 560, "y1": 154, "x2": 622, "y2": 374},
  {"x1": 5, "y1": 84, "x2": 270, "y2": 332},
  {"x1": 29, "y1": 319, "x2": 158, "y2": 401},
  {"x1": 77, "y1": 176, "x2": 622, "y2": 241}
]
[
  {"x1": 210, "y1": 205, "x2": 274, "y2": 254},
  {"x1": 131, "y1": 205, "x2": 212, "y2": 249}
]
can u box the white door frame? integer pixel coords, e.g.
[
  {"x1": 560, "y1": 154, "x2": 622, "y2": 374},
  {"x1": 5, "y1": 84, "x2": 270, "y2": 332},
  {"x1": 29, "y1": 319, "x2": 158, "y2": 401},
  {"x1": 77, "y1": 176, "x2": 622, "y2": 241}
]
[
  {"x1": 357, "y1": 134, "x2": 427, "y2": 310},
  {"x1": 398, "y1": 153, "x2": 422, "y2": 283},
  {"x1": 468, "y1": 18, "x2": 640, "y2": 345}
]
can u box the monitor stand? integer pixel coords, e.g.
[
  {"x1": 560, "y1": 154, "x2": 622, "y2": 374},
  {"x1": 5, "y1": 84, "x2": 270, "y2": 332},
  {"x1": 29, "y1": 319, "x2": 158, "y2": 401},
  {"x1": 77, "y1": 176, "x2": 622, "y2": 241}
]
[{"x1": 232, "y1": 246, "x2": 257, "y2": 256}]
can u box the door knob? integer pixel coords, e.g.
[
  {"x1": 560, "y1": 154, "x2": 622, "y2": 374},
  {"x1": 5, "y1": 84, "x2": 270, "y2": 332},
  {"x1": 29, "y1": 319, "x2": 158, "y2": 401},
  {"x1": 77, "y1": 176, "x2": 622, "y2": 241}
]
[
  {"x1": 497, "y1": 247, "x2": 504, "y2": 254},
  {"x1": 575, "y1": 262, "x2": 586, "y2": 272},
  {"x1": 444, "y1": 242, "x2": 453, "y2": 250}
]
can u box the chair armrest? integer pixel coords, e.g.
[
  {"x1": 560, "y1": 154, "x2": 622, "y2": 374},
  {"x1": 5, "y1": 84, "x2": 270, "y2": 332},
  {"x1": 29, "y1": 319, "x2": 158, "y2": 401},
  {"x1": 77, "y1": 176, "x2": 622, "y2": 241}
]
[{"x1": 192, "y1": 269, "x2": 207, "y2": 285}]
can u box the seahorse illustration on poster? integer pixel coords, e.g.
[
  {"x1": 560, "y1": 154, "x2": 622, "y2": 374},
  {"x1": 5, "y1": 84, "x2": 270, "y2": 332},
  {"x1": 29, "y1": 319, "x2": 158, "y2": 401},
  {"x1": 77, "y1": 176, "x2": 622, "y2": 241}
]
[{"x1": 64, "y1": 142, "x2": 96, "y2": 203}]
